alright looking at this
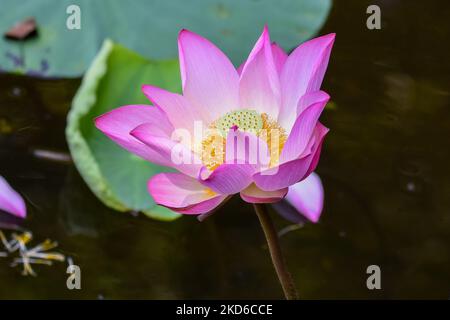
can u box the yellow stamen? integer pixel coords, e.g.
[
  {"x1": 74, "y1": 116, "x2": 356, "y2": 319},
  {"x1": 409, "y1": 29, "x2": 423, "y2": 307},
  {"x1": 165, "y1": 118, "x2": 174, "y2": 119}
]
[
  {"x1": 200, "y1": 110, "x2": 287, "y2": 170},
  {"x1": 203, "y1": 188, "x2": 217, "y2": 197},
  {"x1": 261, "y1": 113, "x2": 287, "y2": 167}
]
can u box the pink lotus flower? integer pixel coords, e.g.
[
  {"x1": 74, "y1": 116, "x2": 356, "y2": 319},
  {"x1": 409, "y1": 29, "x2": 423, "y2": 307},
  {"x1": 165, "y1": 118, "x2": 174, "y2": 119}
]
[
  {"x1": 0, "y1": 175, "x2": 26, "y2": 218},
  {"x1": 95, "y1": 27, "x2": 334, "y2": 222}
]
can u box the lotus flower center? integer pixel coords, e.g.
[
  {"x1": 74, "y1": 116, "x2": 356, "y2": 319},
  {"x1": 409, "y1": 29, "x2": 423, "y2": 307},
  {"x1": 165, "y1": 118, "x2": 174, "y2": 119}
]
[
  {"x1": 216, "y1": 109, "x2": 263, "y2": 136},
  {"x1": 200, "y1": 109, "x2": 287, "y2": 171}
]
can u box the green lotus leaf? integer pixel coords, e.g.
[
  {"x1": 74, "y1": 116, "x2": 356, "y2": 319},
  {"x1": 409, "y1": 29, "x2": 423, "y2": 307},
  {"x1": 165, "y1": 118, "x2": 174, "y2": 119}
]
[
  {"x1": 66, "y1": 39, "x2": 180, "y2": 221},
  {"x1": 0, "y1": 0, "x2": 331, "y2": 77}
]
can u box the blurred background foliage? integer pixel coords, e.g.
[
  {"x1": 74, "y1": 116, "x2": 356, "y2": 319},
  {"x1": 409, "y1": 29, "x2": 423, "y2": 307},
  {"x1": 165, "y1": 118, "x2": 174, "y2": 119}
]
[
  {"x1": 66, "y1": 41, "x2": 181, "y2": 220},
  {"x1": 0, "y1": 0, "x2": 331, "y2": 77}
]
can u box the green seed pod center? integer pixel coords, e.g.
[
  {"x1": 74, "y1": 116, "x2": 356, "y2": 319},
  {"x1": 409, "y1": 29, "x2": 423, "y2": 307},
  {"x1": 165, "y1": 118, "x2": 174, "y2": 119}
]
[{"x1": 215, "y1": 109, "x2": 262, "y2": 136}]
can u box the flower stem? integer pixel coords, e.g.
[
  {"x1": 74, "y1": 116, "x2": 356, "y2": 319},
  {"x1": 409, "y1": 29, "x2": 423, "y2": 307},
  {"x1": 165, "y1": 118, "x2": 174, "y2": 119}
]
[{"x1": 253, "y1": 203, "x2": 299, "y2": 300}]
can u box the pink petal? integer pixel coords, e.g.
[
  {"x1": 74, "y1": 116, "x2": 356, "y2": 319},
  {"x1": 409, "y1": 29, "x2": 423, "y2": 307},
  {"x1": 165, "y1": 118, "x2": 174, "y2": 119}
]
[
  {"x1": 253, "y1": 123, "x2": 329, "y2": 191},
  {"x1": 285, "y1": 172, "x2": 324, "y2": 223},
  {"x1": 0, "y1": 176, "x2": 26, "y2": 218},
  {"x1": 237, "y1": 63, "x2": 244, "y2": 75},
  {"x1": 278, "y1": 33, "x2": 335, "y2": 130},
  {"x1": 271, "y1": 42, "x2": 288, "y2": 76},
  {"x1": 253, "y1": 155, "x2": 313, "y2": 192},
  {"x1": 95, "y1": 105, "x2": 175, "y2": 165},
  {"x1": 296, "y1": 89, "x2": 330, "y2": 115},
  {"x1": 237, "y1": 43, "x2": 286, "y2": 76},
  {"x1": 225, "y1": 127, "x2": 270, "y2": 170},
  {"x1": 199, "y1": 164, "x2": 254, "y2": 195},
  {"x1": 141, "y1": 85, "x2": 204, "y2": 134},
  {"x1": 130, "y1": 122, "x2": 202, "y2": 178},
  {"x1": 240, "y1": 183, "x2": 288, "y2": 204},
  {"x1": 148, "y1": 173, "x2": 227, "y2": 214},
  {"x1": 280, "y1": 91, "x2": 329, "y2": 162},
  {"x1": 174, "y1": 196, "x2": 228, "y2": 214},
  {"x1": 239, "y1": 26, "x2": 280, "y2": 119},
  {"x1": 199, "y1": 127, "x2": 270, "y2": 194},
  {"x1": 178, "y1": 29, "x2": 239, "y2": 123},
  {"x1": 303, "y1": 122, "x2": 329, "y2": 177}
]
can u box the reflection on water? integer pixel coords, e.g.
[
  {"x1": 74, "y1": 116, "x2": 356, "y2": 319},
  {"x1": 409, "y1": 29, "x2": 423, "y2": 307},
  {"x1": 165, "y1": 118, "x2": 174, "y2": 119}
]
[{"x1": 0, "y1": 0, "x2": 450, "y2": 298}]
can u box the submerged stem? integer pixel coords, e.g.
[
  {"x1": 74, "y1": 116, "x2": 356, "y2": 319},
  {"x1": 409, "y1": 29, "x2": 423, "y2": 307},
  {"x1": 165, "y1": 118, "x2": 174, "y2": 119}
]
[{"x1": 253, "y1": 203, "x2": 299, "y2": 300}]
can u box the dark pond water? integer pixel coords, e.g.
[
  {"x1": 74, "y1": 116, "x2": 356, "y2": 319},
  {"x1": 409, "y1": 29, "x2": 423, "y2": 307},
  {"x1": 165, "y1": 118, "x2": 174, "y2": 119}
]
[{"x1": 1, "y1": 0, "x2": 449, "y2": 299}]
